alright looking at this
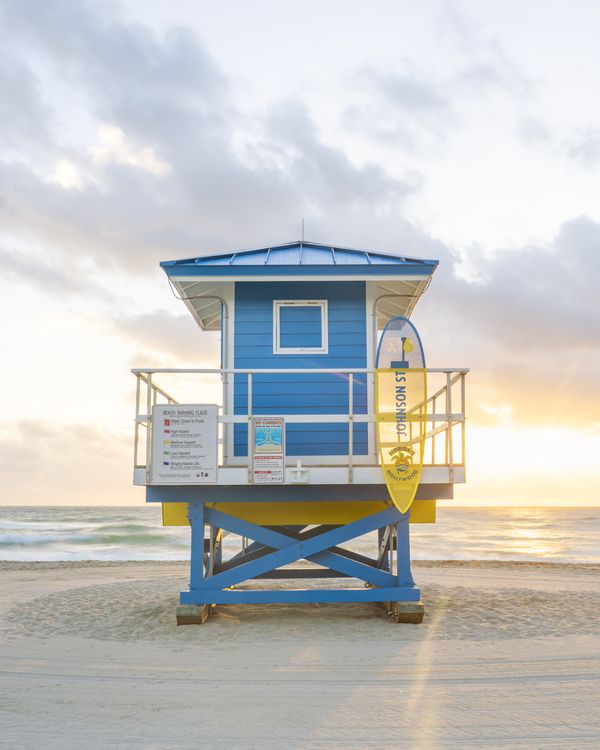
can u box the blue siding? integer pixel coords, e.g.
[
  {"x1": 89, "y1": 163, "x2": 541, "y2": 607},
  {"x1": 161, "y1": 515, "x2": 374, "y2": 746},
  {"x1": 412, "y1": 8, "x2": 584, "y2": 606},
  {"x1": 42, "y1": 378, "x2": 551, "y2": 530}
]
[{"x1": 234, "y1": 281, "x2": 367, "y2": 457}]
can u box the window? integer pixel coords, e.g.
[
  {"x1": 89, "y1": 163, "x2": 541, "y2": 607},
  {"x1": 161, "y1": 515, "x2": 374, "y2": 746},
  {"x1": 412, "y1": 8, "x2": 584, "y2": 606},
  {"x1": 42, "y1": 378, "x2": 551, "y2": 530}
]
[{"x1": 273, "y1": 300, "x2": 328, "y2": 354}]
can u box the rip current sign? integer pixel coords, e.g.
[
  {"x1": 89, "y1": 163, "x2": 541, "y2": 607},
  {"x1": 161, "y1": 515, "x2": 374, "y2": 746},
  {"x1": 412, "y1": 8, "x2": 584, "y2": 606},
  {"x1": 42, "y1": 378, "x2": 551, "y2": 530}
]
[
  {"x1": 151, "y1": 404, "x2": 218, "y2": 484},
  {"x1": 252, "y1": 416, "x2": 285, "y2": 484},
  {"x1": 375, "y1": 317, "x2": 427, "y2": 513}
]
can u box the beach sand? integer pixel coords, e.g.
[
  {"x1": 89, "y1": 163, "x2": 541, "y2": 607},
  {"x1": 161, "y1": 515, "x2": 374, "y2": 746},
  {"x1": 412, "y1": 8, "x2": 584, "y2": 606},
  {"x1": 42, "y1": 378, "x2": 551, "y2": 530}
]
[{"x1": 0, "y1": 561, "x2": 598, "y2": 749}]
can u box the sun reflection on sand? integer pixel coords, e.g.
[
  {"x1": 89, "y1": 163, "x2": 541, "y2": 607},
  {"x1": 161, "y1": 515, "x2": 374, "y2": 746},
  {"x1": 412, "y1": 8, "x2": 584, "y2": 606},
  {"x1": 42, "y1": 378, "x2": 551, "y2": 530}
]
[
  {"x1": 395, "y1": 592, "x2": 448, "y2": 748},
  {"x1": 311, "y1": 607, "x2": 448, "y2": 747}
]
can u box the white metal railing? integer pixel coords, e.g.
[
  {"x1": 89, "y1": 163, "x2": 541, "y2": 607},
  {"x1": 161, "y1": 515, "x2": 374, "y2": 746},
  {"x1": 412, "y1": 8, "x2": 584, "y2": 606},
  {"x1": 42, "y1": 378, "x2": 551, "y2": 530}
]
[{"x1": 132, "y1": 367, "x2": 468, "y2": 484}]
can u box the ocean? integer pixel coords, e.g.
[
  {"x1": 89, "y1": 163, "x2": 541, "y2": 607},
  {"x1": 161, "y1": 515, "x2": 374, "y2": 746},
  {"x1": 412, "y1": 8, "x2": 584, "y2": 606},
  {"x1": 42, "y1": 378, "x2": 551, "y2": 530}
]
[{"x1": 1, "y1": 506, "x2": 598, "y2": 563}]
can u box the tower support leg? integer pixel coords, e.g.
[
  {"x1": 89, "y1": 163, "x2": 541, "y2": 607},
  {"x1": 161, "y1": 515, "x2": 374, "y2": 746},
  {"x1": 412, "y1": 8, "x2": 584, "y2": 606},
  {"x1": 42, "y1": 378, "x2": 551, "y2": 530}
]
[
  {"x1": 177, "y1": 501, "x2": 212, "y2": 625},
  {"x1": 385, "y1": 512, "x2": 424, "y2": 624}
]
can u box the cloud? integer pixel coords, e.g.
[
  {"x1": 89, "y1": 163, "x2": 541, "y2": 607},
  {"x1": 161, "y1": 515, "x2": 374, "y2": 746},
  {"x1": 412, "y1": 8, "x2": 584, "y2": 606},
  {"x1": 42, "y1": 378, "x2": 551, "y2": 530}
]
[
  {"x1": 437, "y1": 3, "x2": 533, "y2": 97},
  {"x1": 0, "y1": 48, "x2": 53, "y2": 151},
  {"x1": 567, "y1": 127, "x2": 600, "y2": 167},
  {"x1": 341, "y1": 65, "x2": 454, "y2": 150},
  {"x1": 0, "y1": 420, "x2": 134, "y2": 505},
  {"x1": 265, "y1": 101, "x2": 416, "y2": 208},
  {"x1": 0, "y1": 0, "x2": 418, "y2": 279},
  {"x1": 0, "y1": 245, "x2": 78, "y2": 294},
  {"x1": 115, "y1": 311, "x2": 220, "y2": 362},
  {"x1": 0, "y1": 243, "x2": 117, "y2": 301},
  {"x1": 51, "y1": 160, "x2": 84, "y2": 189},
  {"x1": 416, "y1": 216, "x2": 600, "y2": 426},
  {"x1": 516, "y1": 116, "x2": 553, "y2": 146},
  {"x1": 459, "y1": 216, "x2": 598, "y2": 349},
  {"x1": 341, "y1": 8, "x2": 534, "y2": 154},
  {"x1": 90, "y1": 125, "x2": 171, "y2": 176}
]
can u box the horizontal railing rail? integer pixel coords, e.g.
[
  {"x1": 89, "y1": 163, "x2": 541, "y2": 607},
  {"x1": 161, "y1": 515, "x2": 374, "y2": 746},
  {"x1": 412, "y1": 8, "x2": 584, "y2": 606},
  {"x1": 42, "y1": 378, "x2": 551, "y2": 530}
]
[
  {"x1": 132, "y1": 367, "x2": 469, "y2": 374},
  {"x1": 132, "y1": 367, "x2": 468, "y2": 484}
]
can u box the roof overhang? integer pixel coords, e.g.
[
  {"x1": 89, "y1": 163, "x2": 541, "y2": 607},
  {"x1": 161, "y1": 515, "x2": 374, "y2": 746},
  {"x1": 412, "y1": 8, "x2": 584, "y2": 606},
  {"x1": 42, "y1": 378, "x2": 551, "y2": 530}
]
[
  {"x1": 168, "y1": 278, "x2": 230, "y2": 331},
  {"x1": 161, "y1": 241, "x2": 439, "y2": 331},
  {"x1": 371, "y1": 278, "x2": 432, "y2": 326}
]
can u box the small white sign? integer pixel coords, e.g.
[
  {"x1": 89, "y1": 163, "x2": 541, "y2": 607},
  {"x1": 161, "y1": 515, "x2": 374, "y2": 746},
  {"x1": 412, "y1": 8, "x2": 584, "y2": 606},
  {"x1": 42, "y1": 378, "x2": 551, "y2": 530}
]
[
  {"x1": 151, "y1": 404, "x2": 217, "y2": 484},
  {"x1": 252, "y1": 416, "x2": 285, "y2": 484}
]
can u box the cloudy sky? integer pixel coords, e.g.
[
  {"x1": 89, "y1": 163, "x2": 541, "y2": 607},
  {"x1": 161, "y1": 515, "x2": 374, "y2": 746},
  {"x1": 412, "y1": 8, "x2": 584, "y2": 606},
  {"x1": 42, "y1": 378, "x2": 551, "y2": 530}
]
[{"x1": 1, "y1": 0, "x2": 598, "y2": 505}]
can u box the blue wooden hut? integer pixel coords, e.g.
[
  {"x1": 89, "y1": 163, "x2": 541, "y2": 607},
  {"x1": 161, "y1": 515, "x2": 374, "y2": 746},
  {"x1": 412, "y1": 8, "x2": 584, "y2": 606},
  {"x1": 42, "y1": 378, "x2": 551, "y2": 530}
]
[{"x1": 132, "y1": 241, "x2": 468, "y2": 624}]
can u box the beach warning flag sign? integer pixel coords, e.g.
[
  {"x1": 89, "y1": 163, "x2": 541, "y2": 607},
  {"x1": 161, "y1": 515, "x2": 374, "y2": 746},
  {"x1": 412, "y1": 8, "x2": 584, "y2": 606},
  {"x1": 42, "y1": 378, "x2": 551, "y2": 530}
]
[{"x1": 375, "y1": 316, "x2": 427, "y2": 514}]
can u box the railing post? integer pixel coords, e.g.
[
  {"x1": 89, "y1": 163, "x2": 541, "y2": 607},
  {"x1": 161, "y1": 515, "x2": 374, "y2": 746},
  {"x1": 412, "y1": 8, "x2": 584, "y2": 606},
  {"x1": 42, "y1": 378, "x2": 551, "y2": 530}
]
[
  {"x1": 431, "y1": 394, "x2": 436, "y2": 465},
  {"x1": 348, "y1": 373, "x2": 354, "y2": 483},
  {"x1": 444, "y1": 377, "x2": 449, "y2": 466},
  {"x1": 371, "y1": 369, "x2": 377, "y2": 462},
  {"x1": 461, "y1": 372, "x2": 466, "y2": 474},
  {"x1": 222, "y1": 371, "x2": 228, "y2": 464},
  {"x1": 133, "y1": 373, "x2": 141, "y2": 469},
  {"x1": 145, "y1": 372, "x2": 153, "y2": 484},
  {"x1": 446, "y1": 371, "x2": 454, "y2": 482},
  {"x1": 247, "y1": 372, "x2": 253, "y2": 484}
]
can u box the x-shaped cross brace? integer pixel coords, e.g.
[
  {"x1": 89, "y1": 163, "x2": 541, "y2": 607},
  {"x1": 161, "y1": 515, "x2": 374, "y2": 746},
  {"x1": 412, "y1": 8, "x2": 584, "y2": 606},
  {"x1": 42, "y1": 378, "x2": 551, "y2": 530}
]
[{"x1": 192, "y1": 505, "x2": 403, "y2": 590}]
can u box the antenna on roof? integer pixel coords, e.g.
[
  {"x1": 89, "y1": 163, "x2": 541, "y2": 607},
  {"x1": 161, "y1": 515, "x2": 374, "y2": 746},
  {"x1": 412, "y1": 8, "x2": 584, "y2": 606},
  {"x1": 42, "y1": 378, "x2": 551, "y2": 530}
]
[{"x1": 301, "y1": 218, "x2": 304, "y2": 242}]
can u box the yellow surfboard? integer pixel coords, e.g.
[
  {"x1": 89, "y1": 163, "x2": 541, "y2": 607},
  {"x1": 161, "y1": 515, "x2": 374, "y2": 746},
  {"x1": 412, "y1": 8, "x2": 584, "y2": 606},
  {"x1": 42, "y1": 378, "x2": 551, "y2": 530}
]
[{"x1": 375, "y1": 317, "x2": 427, "y2": 514}]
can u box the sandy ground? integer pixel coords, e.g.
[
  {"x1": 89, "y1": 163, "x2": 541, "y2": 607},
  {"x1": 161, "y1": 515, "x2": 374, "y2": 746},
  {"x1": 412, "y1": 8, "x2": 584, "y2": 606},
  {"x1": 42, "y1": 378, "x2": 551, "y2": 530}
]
[{"x1": 0, "y1": 561, "x2": 599, "y2": 749}]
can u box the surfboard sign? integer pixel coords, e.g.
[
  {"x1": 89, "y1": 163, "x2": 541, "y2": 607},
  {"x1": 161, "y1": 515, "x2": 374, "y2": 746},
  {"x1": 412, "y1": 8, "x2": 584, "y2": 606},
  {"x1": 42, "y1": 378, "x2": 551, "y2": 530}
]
[{"x1": 375, "y1": 317, "x2": 427, "y2": 514}]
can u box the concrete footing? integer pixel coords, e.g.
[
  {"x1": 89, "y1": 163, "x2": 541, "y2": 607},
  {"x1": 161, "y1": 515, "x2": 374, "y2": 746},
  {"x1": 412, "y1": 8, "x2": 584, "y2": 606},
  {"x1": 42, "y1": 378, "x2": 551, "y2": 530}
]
[
  {"x1": 385, "y1": 600, "x2": 425, "y2": 624},
  {"x1": 176, "y1": 603, "x2": 211, "y2": 625}
]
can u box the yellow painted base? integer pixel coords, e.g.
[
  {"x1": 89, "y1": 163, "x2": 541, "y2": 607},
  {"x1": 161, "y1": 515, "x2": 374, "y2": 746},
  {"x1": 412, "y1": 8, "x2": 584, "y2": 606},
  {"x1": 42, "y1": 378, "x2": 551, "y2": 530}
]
[{"x1": 162, "y1": 499, "x2": 436, "y2": 526}]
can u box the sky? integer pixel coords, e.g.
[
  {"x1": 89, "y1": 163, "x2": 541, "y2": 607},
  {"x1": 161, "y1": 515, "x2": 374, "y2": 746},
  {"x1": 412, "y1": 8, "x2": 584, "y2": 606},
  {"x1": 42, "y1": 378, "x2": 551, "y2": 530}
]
[{"x1": 0, "y1": 0, "x2": 598, "y2": 506}]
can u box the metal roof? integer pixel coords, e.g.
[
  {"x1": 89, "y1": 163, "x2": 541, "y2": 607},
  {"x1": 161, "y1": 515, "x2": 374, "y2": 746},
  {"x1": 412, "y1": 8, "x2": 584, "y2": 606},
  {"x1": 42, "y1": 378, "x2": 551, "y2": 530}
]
[{"x1": 161, "y1": 241, "x2": 438, "y2": 277}]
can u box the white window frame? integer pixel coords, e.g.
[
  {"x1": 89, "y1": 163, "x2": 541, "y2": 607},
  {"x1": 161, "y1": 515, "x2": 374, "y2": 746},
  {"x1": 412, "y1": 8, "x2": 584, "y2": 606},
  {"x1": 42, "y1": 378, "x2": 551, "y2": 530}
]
[{"x1": 273, "y1": 300, "x2": 328, "y2": 355}]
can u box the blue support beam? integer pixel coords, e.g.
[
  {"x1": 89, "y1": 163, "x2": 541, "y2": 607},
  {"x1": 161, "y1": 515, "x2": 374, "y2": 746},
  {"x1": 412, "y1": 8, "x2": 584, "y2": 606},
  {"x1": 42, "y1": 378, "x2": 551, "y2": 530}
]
[
  {"x1": 188, "y1": 501, "x2": 205, "y2": 591},
  {"x1": 396, "y1": 514, "x2": 415, "y2": 587},
  {"x1": 181, "y1": 586, "x2": 421, "y2": 605}
]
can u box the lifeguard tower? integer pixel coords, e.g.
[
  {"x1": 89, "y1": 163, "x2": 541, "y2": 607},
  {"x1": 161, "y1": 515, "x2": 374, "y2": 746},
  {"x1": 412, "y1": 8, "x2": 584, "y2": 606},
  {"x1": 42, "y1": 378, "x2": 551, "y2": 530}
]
[{"x1": 132, "y1": 241, "x2": 468, "y2": 624}]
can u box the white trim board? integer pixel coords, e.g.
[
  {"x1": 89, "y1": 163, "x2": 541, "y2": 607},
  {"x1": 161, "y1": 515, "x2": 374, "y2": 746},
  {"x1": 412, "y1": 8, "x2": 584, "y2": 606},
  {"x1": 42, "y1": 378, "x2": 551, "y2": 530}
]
[
  {"x1": 272, "y1": 299, "x2": 328, "y2": 355},
  {"x1": 136, "y1": 465, "x2": 465, "y2": 486}
]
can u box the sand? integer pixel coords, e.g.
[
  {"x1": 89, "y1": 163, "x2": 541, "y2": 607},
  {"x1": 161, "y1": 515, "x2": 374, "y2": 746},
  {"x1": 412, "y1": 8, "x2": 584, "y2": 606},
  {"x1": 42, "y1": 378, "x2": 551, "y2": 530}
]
[{"x1": 0, "y1": 561, "x2": 599, "y2": 749}]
